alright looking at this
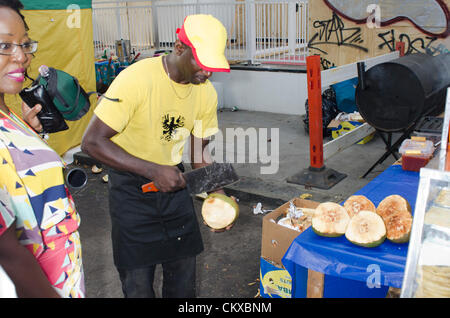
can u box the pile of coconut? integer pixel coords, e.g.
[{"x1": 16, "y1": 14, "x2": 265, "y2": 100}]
[{"x1": 311, "y1": 194, "x2": 413, "y2": 248}]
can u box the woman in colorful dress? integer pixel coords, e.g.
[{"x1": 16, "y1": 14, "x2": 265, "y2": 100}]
[{"x1": 0, "y1": 0, "x2": 84, "y2": 298}]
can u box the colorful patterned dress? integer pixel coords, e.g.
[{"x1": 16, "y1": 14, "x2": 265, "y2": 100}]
[{"x1": 0, "y1": 113, "x2": 84, "y2": 298}]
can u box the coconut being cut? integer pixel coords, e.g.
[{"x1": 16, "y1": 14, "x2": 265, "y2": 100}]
[{"x1": 201, "y1": 193, "x2": 239, "y2": 230}]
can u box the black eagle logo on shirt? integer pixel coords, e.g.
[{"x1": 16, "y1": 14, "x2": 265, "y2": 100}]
[{"x1": 161, "y1": 114, "x2": 185, "y2": 142}]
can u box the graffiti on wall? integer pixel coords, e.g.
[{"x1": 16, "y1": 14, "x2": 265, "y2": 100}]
[
  {"x1": 377, "y1": 30, "x2": 449, "y2": 55},
  {"x1": 311, "y1": 0, "x2": 450, "y2": 68},
  {"x1": 308, "y1": 11, "x2": 368, "y2": 55},
  {"x1": 324, "y1": 0, "x2": 450, "y2": 38}
]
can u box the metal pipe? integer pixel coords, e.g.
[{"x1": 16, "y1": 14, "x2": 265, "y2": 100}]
[
  {"x1": 64, "y1": 168, "x2": 88, "y2": 190},
  {"x1": 357, "y1": 61, "x2": 366, "y2": 91}
]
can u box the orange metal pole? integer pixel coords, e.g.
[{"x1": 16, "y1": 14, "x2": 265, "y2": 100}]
[
  {"x1": 446, "y1": 120, "x2": 450, "y2": 171},
  {"x1": 446, "y1": 146, "x2": 450, "y2": 171},
  {"x1": 306, "y1": 55, "x2": 324, "y2": 169}
]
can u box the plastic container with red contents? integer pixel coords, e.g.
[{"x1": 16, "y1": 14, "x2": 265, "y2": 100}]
[{"x1": 399, "y1": 138, "x2": 435, "y2": 172}]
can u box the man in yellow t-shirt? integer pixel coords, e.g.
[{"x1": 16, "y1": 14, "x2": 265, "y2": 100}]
[{"x1": 81, "y1": 14, "x2": 230, "y2": 298}]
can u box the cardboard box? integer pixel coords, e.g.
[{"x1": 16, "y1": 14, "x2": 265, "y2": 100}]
[
  {"x1": 261, "y1": 198, "x2": 319, "y2": 266},
  {"x1": 330, "y1": 120, "x2": 374, "y2": 144},
  {"x1": 259, "y1": 198, "x2": 319, "y2": 298},
  {"x1": 259, "y1": 257, "x2": 295, "y2": 298}
]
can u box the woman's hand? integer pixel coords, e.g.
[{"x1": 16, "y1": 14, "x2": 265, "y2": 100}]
[{"x1": 21, "y1": 102, "x2": 43, "y2": 133}]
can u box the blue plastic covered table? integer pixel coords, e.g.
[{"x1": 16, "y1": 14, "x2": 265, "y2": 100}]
[{"x1": 282, "y1": 165, "x2": 419, "y2": 297}]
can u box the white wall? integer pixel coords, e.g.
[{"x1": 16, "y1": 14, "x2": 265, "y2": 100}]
[
  {"x1": 0, "y1": 266, "x2": 16, "y2": 298},
  {"x1": 210, "y1": 70, "x2": 308, "y2": 115}
]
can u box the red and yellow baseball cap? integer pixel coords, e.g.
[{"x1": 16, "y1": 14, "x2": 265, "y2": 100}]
[{"x1": 176, "y1": 14, "x2": 230, "y2": 73}]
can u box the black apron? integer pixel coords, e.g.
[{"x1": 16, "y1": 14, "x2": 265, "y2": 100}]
[{"x1": 107, "y1": 164, "x2": 204, "y2": 269}]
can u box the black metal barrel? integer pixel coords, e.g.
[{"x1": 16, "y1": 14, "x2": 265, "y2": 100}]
[{"x1": 355, "y1": 53, "x2": 450, "y2": 132}]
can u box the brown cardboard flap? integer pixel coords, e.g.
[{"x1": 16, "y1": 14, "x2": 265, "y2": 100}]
[
  {"x1": 261, "y1": 198, "x2": 320, "y2": 266},
  {"x1": 327, "y1": 119, "x2": 341, "y2": 129}
]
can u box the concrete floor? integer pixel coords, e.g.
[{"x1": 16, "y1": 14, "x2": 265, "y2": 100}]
[
  {"x1": 71, "y1": 109, "x2": 399, "y2": 298},
  {"x1": 74, "y1": 180, "x2": 267, "y2": 298},
  {"x1": 214, "y1": 109, "x2": 397, "y2": 203}
]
